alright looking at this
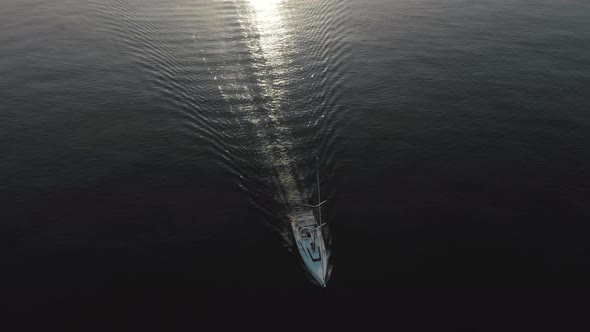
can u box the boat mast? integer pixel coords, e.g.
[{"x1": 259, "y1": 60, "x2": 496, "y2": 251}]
[{"x1": 316, "y1": 157, "x2": 321, "y2": 226}]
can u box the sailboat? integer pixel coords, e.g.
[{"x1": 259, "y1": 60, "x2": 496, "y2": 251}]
[{"x1": 289, "y1": 160, "x2": 329, "y2": 287}]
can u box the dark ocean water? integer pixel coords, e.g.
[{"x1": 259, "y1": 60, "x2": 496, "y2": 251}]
[{"x1": 2, "y1": 0, "x2": 590, "y2": 329}]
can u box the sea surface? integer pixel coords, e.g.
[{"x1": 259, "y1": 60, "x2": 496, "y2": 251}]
[{"x1": 2, "y1": 0, "x2": 590, "y2": 329}]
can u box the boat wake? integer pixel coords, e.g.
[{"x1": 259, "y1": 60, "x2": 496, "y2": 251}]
[
  {"x1": 204, "y1": 0, "x2": 311, "y2": 214},
  {"x1": 198, "y1": 0, "x2": 348, "y2": 286}
]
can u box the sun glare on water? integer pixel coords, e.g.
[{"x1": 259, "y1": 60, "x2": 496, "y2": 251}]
[
  {"x1": 247, "y1": 0, "x2": 283, "y2": 16},
  {"x1": 238, "y1": 0, "x2": 303, "y2": 205},
  {"x1": 246, "y1": 0, "x2": 285, "y2": 45}
]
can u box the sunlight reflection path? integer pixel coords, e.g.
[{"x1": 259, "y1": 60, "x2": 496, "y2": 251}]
[{"x1": 238, "y1": 0, "x2": 303, "y2": 206}]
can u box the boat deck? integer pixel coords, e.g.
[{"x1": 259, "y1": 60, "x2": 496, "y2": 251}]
[
  {"x1": 290, "y1": 207, "x2": 327, "y2": 286},
  {"x1": 291, "y1": 208, "x2": 316, "y2": 227}
]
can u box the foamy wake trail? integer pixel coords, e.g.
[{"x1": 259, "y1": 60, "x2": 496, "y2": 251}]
[{"x1": 204, "y1": 0, "x2": 306, "y2": 211}]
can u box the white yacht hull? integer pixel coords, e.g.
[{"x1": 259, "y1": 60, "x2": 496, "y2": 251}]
[{"x1": 290, "y1": 208, "x2": 328, "y2": 287}]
